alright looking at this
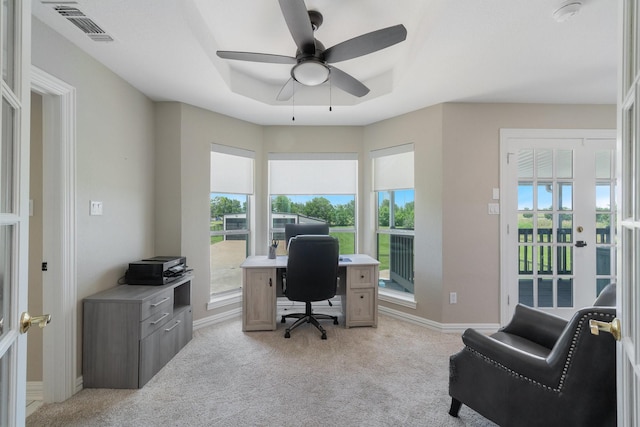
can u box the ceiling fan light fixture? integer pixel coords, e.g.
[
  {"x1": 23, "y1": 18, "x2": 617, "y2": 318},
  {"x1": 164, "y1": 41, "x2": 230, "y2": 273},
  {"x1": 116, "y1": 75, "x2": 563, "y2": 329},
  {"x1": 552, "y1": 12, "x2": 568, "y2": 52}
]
[
  {"x1": 292, "y1": 60, "x2": 329, "y2": 86},
  {"x1": 553, "y1": 1, "x2": 582, "y2": 23}
]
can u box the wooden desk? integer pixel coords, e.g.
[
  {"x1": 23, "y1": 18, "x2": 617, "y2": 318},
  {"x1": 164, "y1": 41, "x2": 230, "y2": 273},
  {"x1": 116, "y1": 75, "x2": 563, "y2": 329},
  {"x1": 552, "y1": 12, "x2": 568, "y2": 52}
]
[{"x1": 240, "y1": 254, "x2": 379, "y2": 331}]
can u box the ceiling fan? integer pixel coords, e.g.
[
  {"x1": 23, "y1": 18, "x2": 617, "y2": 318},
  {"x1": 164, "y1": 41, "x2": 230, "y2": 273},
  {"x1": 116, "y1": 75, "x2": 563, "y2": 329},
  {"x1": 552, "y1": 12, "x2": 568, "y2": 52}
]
[{"x1": 216, "y1": 0, "x2": 407, "y2": 101}]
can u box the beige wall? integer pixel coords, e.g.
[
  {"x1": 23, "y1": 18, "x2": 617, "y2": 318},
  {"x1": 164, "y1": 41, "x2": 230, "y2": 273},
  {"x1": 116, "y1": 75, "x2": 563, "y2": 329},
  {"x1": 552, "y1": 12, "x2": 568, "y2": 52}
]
[
  {"x1": 32, "y1": 17, "x2": 157, "y2": 379},
  {"x1": 439, "y1": 103, "x2": 616, "y2": 324}
]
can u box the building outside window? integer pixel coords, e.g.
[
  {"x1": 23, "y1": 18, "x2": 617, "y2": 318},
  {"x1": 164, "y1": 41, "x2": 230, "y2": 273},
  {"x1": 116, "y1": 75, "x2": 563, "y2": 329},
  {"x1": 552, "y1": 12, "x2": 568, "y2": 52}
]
[
  {"x1": 371, "y1": 144, "x2": 415, "y2": 295},
  {"x1": 210, "y1": 144, "x2": 254, "y2": 295},
  {"x1": 268, "y1": 153, "x2": 357, "y2": 254}
]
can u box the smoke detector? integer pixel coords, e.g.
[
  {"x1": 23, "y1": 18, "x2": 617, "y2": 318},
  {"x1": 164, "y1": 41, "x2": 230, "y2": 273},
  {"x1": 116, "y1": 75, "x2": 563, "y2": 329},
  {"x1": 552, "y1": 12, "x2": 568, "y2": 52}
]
[{"x1": 553, "y1": 1, "x2": 582, "y2": 23}]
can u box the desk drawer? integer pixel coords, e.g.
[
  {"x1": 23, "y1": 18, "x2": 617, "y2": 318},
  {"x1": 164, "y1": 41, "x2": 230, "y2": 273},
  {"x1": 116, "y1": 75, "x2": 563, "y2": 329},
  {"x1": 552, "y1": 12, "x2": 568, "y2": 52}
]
[
  {"x1": 141, "y1": 290, "x2": 174, "y2": 320},
  {"x1": 349, "y1": 266, "x2": 375, "y2": 289}
]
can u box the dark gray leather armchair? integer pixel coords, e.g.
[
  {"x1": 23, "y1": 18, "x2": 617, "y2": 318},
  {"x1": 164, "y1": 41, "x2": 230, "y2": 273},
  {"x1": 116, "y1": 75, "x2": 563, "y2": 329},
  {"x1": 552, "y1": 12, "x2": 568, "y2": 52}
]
[
  {"x1": 449, "y1": 283, "x2": 617, "y2": 427},
  {"x1": 281, "y1": 235, "x2": 340, "y2": 339}
]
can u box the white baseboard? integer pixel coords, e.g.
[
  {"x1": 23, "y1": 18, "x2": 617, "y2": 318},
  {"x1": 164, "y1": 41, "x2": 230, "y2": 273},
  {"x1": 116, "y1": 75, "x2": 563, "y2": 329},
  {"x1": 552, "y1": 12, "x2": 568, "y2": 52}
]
[
  {"x1": 378, "y1": 305, "x2": 500, "y2": 334},
  {"x1": 198, "y1": 302, "x2": 500, "y2": 334},
  {"x1": 194, "y1": 307, "x2": 242, "y2": 330},
  {"x1": 27, "y1": 381, "x2": 43, "y2": 401}
]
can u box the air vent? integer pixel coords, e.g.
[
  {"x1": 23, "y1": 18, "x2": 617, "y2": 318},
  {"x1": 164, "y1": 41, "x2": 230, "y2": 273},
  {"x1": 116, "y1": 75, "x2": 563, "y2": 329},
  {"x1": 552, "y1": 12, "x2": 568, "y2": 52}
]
[{"x1": 53, "y1": 5, "x2": 114, "y2": 42}]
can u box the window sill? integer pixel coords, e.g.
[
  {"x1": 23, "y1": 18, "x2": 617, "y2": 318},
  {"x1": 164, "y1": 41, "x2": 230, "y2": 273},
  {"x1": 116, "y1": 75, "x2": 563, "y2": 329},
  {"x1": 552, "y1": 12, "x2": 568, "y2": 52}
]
[
  {"x1": 207, "y1": 288, "x2": 242, "y2": 310},
  {"x1": 378, "y1": 288, "x2": 417, "y2": 309}
]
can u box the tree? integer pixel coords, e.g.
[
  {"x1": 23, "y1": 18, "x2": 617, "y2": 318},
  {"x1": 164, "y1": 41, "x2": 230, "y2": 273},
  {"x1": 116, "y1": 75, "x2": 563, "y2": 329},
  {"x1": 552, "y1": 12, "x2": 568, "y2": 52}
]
[
  {"x1": 210, "y1": 196, "x2": 243, "y2": 219},
  {"x1": 378, "y1": 198, "x2": 390, "y2": 227},
  {"x1": 271, "y1": 195, "x2": 292, "y2": 213},
  {"x1": 303, "y1": 197, "x2": 335, "y2": 224},
  {"x1": 334, "y1": 200, "x2": 355, "y2": 226}
]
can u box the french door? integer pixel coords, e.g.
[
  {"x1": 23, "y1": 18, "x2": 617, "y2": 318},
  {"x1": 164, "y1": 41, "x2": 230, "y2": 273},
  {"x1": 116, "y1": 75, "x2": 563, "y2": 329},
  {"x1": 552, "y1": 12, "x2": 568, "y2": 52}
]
[
  {"x1": 1, "y1": 0, "x2": 31, "y2": 425},
  {"x1": 501, "y1": 130, "x2": 616, "y2": 321},
  {"x1": 617, "y1": 0, "x2": 640, "y2": 424}
]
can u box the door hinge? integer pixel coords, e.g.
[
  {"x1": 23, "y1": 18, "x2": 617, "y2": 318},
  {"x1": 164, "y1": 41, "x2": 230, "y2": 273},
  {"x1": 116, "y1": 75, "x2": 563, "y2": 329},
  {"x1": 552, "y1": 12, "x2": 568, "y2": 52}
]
[{"x1": 42, "y1": 262, "x2": 48, "y2": 271}]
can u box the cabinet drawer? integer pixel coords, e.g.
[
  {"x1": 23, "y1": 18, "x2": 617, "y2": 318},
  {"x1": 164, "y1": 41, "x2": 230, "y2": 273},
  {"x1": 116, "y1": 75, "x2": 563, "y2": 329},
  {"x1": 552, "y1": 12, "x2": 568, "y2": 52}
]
[
  {"x1": 141, "y1": 290, "x2": 173, "y2": 320},
  {"x1": 140, "y1": 309, "x2": 173, "y2": 339},
  {"x1": 349, "y1": 267, "x2": 375, "y2": 288},
  {"x1": 348, "y1": 288, "x2": 376, "y2": 324}
]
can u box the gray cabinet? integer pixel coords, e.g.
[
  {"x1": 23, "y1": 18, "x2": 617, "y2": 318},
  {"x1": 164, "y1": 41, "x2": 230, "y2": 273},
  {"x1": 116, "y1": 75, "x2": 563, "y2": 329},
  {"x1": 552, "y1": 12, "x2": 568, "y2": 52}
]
[{"x1": 83, "y1": 275, "x2": 192, "y2": 389}]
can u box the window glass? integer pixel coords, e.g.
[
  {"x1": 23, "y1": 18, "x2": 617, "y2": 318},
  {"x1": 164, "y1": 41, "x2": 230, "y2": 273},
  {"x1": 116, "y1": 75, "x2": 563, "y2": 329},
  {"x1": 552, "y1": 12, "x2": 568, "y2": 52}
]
[
  {"x1": 376, "y1": 189, "x2": 415, "y2": 295},
  {"x1": 270, "y1": 194, "x2": 356, "y2": 255},
  {"x1": 210, "y1": 145, "x2": 254, "y2": 295}
]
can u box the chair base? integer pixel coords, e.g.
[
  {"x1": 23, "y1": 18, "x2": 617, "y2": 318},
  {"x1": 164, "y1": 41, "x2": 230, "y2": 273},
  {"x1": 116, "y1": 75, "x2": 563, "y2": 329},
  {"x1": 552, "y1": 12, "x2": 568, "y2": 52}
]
[
  {"x1": 281, "y1": 301, "x2": 339, "y2": 339},
  {"x1": 449, "y1": 398, "x2": 462, "y2": 417}
]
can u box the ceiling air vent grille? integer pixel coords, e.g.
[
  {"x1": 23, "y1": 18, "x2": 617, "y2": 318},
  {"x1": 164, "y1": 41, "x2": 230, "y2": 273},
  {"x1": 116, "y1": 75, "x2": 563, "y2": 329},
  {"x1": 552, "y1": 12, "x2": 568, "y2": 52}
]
[{"x1": 53, "y1": 5, "x2": 114, "y2": 42}]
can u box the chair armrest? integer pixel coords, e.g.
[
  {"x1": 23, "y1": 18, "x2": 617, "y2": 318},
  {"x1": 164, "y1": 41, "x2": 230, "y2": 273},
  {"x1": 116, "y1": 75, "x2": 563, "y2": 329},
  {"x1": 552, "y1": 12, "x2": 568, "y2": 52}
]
[
  {"x1": 501, "y1": 304, "x2": 568, "y2": 349},
  {"x1": 462, "y1": 328, "x2": 558, "y2": 386}
]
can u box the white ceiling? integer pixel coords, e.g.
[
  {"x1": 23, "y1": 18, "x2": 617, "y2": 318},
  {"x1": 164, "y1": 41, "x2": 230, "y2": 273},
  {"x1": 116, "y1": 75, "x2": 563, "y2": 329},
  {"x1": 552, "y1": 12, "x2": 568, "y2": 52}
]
[{"x1": 32, "y1": 0, "x2": 618, "y2": 126}]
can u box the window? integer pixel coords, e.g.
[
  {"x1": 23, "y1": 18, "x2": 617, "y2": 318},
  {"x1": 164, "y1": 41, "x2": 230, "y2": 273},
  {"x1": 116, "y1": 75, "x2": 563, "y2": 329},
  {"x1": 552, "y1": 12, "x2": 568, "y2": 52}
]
[
  {"x1": 268, "y1": 153, "x2": 357, "y2": 255},
  {"x1": 371, "y1": 144, "x2": 415, "y2": 295},
  {"x1": 210, "y1": 144, "x2": 254, "y2": 295}
]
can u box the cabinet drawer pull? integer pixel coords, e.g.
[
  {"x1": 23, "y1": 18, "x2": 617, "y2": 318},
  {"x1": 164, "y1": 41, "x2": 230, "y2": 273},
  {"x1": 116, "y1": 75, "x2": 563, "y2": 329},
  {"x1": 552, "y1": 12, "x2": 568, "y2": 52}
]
[
  {"x1": 150, "y1": 312, "x2": 169, "y2": 325},
  {"x1": 164, "y1": 320, "x2": 181, "y2": 332},
  {"x1": 151, "y1": 297, "x2": 170, "y2": 307}
]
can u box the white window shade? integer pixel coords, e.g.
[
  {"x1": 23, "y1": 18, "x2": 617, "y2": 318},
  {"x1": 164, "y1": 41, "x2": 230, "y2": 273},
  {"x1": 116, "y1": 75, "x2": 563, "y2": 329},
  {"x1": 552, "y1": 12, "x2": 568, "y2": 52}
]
[
  {"x1": 269, "y1": 153, "x2": 357, "y2": 195},
  {"x1": 371, "y1": 144, "x2": 414, "y2": 191},
  {"x1": 211, "y1": 144, "x2": 254, "y2": 194}
]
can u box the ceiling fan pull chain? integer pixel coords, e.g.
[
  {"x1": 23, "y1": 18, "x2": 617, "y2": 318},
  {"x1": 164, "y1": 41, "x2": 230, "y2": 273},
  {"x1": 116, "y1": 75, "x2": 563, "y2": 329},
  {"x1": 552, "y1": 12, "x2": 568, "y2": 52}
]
[
  {"x1": 329, "y1": 78, "x2": 333, "y2": 112},
  {"x1": 292, "y1": 83, "x2": 295, "y2": 121}
]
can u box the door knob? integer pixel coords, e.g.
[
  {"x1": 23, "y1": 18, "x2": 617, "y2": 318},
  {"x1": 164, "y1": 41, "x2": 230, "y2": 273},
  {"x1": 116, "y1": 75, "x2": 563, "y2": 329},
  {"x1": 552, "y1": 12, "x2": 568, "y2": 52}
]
[
  {"x1": 20, "y1": 312, "x2": 52, "y2": 334},
  {"x1": 589, "y1": 318, "x2": 621, "y2": 341}
]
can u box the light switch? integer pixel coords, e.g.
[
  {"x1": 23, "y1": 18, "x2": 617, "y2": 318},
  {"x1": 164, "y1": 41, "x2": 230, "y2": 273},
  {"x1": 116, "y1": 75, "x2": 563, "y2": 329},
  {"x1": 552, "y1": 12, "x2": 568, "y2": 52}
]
[
  {"x1": 492, "y1": 188, "x2": 500, "y2": 200},
  {"x1": 488, "y1": 203, "x2": 500, "y2": 215},
  {"x1": 90, "y1": 201, "x2": 103, "y2": 216}
]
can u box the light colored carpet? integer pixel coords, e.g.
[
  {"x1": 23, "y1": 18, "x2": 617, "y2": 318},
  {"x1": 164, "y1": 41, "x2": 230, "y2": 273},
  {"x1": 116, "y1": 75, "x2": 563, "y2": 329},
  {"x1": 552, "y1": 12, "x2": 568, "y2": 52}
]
[{"x1": 27, "y1": 312, "x2": 496, "y2": 426}]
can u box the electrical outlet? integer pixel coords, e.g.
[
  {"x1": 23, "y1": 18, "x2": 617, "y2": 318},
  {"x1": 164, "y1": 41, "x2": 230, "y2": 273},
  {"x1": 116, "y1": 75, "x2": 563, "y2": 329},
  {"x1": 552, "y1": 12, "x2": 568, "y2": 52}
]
[{"x1": 450, "y1": 292, "x2": 457, "y2": 304}]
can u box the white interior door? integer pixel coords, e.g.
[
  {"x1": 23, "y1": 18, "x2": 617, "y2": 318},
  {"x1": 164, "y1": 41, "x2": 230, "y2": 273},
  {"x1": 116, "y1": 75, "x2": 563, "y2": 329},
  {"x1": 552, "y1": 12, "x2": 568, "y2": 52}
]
[
  {"x1": 617, "y1": 1, "x2": 639, "y2": 424},
  {"x1": 500, "y1": 130, "x2": 616, "y2": 322},
  {"x1": 0, "y1": 0, "x2": 31, "y2": 425}
]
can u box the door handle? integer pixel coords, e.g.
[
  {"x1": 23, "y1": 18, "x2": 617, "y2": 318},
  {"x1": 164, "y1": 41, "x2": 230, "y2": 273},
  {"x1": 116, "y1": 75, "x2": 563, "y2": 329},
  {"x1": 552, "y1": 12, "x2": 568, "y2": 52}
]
[
  {"x1": 589, "y1": 318, "x2": 621, "y2": 341},
  {"x1": 20, "y1": 312, "x2": 52, "y2": 334},
  {"x1": 575, "y1": 240, "x2": 588, "y2": 247}
]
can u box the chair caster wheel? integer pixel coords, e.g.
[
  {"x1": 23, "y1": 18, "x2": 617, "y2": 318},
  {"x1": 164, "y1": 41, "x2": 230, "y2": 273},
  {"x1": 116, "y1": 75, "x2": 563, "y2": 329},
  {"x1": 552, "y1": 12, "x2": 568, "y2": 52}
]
[
  {"x1": 321, "y1": 333, "x2": 327, "y2": 340},
  {"x1": 333, "y1": 319, "x2": 339, "y2": 325},
  {"x1": 284, "y1": 330, "x2": 291, "y2": 338}
]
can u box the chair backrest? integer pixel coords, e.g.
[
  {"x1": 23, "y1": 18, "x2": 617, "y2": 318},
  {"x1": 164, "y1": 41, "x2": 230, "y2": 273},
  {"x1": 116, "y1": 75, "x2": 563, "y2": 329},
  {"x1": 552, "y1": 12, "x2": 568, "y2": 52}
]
[
  {"x1": 284, "y1": 223, "x2": 330, "y2": 247},
  {"x1": 285, "y1": 235, "x2": 339, "y2": 302}
]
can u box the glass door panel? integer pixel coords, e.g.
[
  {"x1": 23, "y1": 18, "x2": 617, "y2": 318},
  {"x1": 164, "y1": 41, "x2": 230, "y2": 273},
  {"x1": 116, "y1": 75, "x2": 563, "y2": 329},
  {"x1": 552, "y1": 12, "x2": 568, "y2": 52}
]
[{"x1": 513, "y1": 139, "x2": 615, "y2": 316}]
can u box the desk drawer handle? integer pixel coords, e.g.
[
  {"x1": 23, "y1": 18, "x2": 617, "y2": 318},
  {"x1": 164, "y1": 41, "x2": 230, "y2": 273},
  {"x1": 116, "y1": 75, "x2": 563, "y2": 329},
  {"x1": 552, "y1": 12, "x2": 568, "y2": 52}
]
[
  {"x1": 150, "y1": 312, "x2": 169, "y2": 325},
  {"x1": 360, "y1": 295, "x2": 364, "y2": 299},
  {"x1": 151, "y1": 297, "x2": 170, "y2": 307},
  {"x1": 164, "y1": 320, "x2": 181, "y2": 332}
]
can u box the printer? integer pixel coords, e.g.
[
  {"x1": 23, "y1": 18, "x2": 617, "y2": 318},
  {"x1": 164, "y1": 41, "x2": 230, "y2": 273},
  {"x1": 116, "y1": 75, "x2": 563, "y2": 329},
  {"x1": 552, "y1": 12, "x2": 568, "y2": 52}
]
[{"x1": 125, "y1": 256, "x2": 188, "y2": 285}]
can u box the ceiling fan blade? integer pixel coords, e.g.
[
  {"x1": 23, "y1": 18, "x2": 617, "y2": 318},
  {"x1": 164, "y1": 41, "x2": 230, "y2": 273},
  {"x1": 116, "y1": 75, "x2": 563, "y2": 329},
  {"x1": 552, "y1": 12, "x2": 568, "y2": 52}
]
[
  {"x1": 217, "y1": 51, "x2": 297, "y2": 64},
  {"x1": 277, "y1": 78, "x2": 295, "y2": 101},
  {"x1": 328, "y1": 66, "x2": 370, "y2": 97},
  {"x1": 323, "y1": 24, "x2": 407, "y2": 63},
  {"x1": 278, "y1": 0, "x2": 315, "y2": 55}
]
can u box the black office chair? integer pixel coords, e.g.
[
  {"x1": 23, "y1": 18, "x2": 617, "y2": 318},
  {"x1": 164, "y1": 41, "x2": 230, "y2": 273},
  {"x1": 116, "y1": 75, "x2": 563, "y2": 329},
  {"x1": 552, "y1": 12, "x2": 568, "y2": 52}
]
[{"x1": 281, "y1": 235, "x2": 340, "y2": 339}]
